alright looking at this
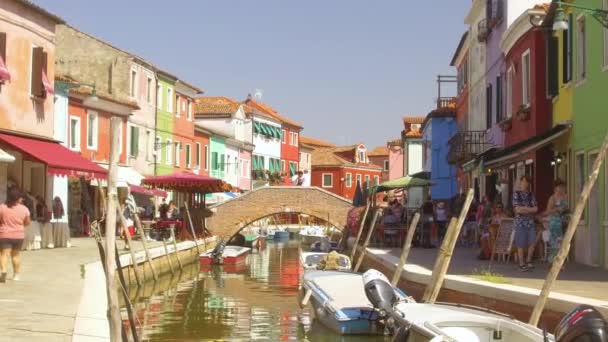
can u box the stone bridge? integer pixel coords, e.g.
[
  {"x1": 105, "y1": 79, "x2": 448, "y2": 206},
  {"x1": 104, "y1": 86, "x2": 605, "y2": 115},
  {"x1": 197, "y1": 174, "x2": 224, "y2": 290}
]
[{"x1": 206, "y1": 186, "x2": 354, "y2": 238}]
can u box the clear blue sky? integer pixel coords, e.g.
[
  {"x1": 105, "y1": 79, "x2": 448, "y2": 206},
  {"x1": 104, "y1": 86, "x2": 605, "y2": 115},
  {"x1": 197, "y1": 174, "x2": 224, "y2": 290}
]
[{"x1": 37, "y1": 0, "x2": 468, "y2": 148}]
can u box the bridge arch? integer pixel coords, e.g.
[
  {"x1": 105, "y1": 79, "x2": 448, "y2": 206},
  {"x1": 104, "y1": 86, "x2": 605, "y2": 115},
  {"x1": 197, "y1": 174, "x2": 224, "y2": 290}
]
[{"x1": 206, "y1": 186, "x2": 354, "y2": 239}]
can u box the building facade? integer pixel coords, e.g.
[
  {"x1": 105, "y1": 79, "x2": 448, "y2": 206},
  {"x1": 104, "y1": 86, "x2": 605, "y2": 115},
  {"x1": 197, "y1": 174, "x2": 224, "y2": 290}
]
[
  {"x1": 368, "y1": 146, "x2": 389, "y2": 182},
  {"x1": 155, "y1": 72, "x2": 177, "y2": 176},
  {"x1": 386, "y1": 138, "x2": 404, "y2": 181}
]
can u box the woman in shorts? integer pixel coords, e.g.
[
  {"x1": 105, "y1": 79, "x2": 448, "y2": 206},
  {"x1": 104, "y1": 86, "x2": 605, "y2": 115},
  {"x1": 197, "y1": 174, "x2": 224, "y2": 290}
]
[
  {"x1": 0, "y1": 187, "x2": 31, "y2": 282},
  {"x1": 513, "y1": 176, "x2": 538, "y2": 272}
]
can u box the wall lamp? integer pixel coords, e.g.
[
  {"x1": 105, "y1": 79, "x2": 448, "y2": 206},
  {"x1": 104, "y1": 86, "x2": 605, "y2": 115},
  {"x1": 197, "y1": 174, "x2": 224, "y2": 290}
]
[{"x1": 529, "y1": 1, "x2": 608, "y2": 30}]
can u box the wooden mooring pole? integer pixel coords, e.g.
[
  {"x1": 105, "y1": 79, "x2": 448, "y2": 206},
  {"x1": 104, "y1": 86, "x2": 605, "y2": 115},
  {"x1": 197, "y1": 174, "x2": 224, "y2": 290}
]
[
  {"x1": 170, "y1": 228, "x2": 184, "y2": 270},
  {"x1": 422, "y1": 188, "x2": 474, "y2": 303},
  {"x1": 136, "y1": 218, "x2": 158, "y2": 282},
  {"x1": 184, "y1": 201, "x2": 201, "y2": 255},
  {"x1": 529, "y1": 130, "x2": 608, "y2": 326},
  {"x1": 390, "y1": 212, "x2": 420, "y2": 286},
  {"x1": 350, "y1": 202, "x2": 371, "y2": 261},
  {"x1": 353, "y1": 208, "x2": 382, "y2": 272},
  {"x1": 116, "y1": 205, "x2": 143, "y2": 286}
]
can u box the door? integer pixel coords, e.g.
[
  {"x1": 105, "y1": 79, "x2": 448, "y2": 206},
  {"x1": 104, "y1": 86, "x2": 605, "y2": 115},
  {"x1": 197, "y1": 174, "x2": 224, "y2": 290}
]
[{"x1": 589, "y1": 153, "x2": 601, "y2": 266}]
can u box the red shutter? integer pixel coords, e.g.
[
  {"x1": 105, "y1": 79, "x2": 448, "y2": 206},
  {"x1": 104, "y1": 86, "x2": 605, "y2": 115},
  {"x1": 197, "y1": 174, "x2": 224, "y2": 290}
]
[
  {"x1": 41, "y1": 51, "x2": 53, "y2": 96},
  {"x1": 31, "y1": 47, "x2": 44, "y2": 97},
  {"x1": 0, "y1": 32, "x2": 10, "y2": 82}
]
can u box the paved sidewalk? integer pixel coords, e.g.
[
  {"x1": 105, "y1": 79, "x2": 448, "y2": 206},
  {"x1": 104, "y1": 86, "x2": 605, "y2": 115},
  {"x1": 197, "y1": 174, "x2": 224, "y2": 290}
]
[
  {"x1": 384, "y1": 246, "x2": 608, "y2": 301},
  {"x1": 0, "y1": 237, "x2": 163, "y2": 342}
]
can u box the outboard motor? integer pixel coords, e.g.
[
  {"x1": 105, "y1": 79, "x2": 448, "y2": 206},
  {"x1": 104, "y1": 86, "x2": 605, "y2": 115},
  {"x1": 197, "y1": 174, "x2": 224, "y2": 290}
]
[
  {"x1": 555, "y1": 305, "x2": 608, "y2": 342},
  {"x1": 363, "y1": 269, "x2": 397, "y2": 316},
  {"x1": 211, "y1": 239, "x2": 227, "y2": 264}
]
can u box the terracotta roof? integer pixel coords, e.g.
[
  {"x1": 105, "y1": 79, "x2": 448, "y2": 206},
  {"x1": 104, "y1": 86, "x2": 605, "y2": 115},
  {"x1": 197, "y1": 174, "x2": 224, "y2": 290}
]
[
  {"x1": 195, "y1": 97, "x2": 244, "y2": 116},
  {"x1": 404, "y1": 129, "x2": 423, "y2": 138},
  {"x1": 15, "y1": 0, "x2": 65, "y2": 24},
  {"x1": 311, "y1": 147, "x2": 382, "y2": 170},
  {"x1": 402, "y1": 116, "x2": 426, "y2": 124},
  {"x1": 421, "y1": 105, "x2": 457, "y2": 131},
  {"x1": 368, "y1": 146, "x2": 389, "y2": 156},
  {"x1": 243, "y1": 98, "x2": 303, "y2": 129},
  {"x1": 299, "y1": 136, "x2": 335, "y2": 148},
  {"x1": 387, "y1": 138, "x2": 402, "y2": 147}
]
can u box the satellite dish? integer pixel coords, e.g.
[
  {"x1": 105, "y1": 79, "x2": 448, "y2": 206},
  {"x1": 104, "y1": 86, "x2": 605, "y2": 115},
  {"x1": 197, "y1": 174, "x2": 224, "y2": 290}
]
[{"x1": 253, "y1": 89, "x2": 263, "y2": 101}]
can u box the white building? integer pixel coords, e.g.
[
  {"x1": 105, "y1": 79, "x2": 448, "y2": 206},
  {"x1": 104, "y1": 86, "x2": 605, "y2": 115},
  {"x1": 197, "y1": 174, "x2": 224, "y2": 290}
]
[{"x1": 251, "y1": 113, "x2": 282, "y2": 188}]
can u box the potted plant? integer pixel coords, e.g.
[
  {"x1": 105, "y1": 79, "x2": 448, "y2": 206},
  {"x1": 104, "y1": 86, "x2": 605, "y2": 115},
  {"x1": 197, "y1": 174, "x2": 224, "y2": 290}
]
[
  {"x1": 516, "y1": 104, "x2": 531, "y2": 121},
  {"x1": 498, "y1": 117, "x2": 512, "y2": 131}
]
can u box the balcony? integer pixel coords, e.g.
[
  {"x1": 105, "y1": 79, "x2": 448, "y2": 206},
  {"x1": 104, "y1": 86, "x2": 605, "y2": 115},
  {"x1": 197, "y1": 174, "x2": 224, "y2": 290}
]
[
  {"x1": 437, "y1": 97, "x2": 456, "y2": 109},
  {"x1": 448, "y1": 130, "x2": 489, "y2": 165}
]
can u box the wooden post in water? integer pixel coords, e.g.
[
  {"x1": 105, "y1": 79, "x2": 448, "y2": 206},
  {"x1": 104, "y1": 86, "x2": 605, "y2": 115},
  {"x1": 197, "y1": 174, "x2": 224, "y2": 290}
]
[
  {"x1": 162, "y1": 238, "x2": 175, "y2": 275},
  {"x1": 184, "y1": 201, "x2": 201, "y2": 255},
  {"x1": 422, "y1": 188, "x2": 474, "y2": 303},
  {"x1": 350, "y1": 202, "x2": 371, "y2": 261},
  {"x1": 353, "y1": 208, "x2": 382, "y2": 272},
  {"x1": 115, "y1": 205, "x2": 142, "y2": 287},
  {"x1": 103, "y1": 117, "x2": 122, "y2": 341},
  {"x1": 170, "y1": 228, "x2": 183, "y2": 270},
  {"x1": 529, "y1": 131, "x2": 608, "y2": 326},
  {"x1": 137, "y1": 222, "x2": 158, "y2": 281},
  {"x1": 390, "y1": 212, "x2": 421, "y2": 286}
]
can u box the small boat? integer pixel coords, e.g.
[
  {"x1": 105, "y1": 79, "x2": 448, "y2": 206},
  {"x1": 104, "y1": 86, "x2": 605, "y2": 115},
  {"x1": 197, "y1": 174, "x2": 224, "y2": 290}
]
[
  {"x1": 299, "y1": 251, "x2": 351, "y2": 271},
  {"x1": 299, "y1": 226, "x2": 327, "y2": 245},
  {"x1": 199, "y1": 243, "x2": 250, "y2": 265},
  {"x1": 299, "y1": 270, "x2": 409, "y2": 335},
  {"x1": 242, "y1": 234, "x2": 266, "y2": 250},
  {"x1": 200, "y1": 262, "x2": 249, "y2": 274},
  {"x1": 310, "y1": 238, "x2": 339, "y2": 252},
  {"x1": 274, "y1": 229, "x2": 290, "y2": 240}
]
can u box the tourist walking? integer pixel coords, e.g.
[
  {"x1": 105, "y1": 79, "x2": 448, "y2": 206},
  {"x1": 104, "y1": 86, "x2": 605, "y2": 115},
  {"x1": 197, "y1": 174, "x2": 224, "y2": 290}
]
[
  {"x1": 0, "y1": 187, "x2": 31, "y2": 282},
  {"x1": 434, "y1": 201, "x2": 448, "y2": 244},
  {"x1": 513, "y1": 176, "x2": 538, "y2": 272},
  {"x1": 291, "y1": 171, "x2": 304, "y2": 186},
  {"x1": 542, "y1": 179, "x2": 568, "y2": 264}
]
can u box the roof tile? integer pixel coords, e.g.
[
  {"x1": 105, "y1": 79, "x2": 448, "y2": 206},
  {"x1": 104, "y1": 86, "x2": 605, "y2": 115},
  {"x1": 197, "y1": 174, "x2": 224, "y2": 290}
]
[{"x1": 244, "y1": 98, "x2": 303, "y2": 129}]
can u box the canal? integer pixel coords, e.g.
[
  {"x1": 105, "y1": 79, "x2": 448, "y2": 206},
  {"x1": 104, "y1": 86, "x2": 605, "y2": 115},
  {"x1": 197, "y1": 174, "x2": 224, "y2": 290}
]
[{"x1": 124, "y1": 240, "x2": 389, "y2": 341}]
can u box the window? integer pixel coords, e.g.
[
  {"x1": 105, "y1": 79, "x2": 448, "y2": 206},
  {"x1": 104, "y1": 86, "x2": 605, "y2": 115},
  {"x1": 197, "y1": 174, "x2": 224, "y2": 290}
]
[
  {"x1": 174, "y1": 142, "x2": 180, "y2": 167},
  {"x1": 30, "y1": 46, "x2": 48, "y2": 98},
  {"x1": 181, "y1": 97, "x2": 186, "y2": 112},
  {"x1": 211, "y1": 151, "x2": 218, "y2": 170},
  {"x1": 604, "y1": 0, "x2": 608, "y2": 69},
  {"x1": 146, "y1": 77, "x2": 152, "y2": 103},
  {"x1": 165, "y1": 139, "x2": 172, "y2": 165},
  {"x1": 154, "y1": 136, "x2": 161, "y2": 156},
  {"x1": 364, "y1": 175, "x2": 370, "y2": 186},
  {"x1": 345, "y1": 173, "x2": 352, "y2": 188},
  {"x1": 506, "y1": 66, "x2": 513, "y2": 117},
  {"x1": 175, "y1": 95, "x2": 180, "y2": 116},
  {"x1": 486, "y1": 84, "x2": 493, "y2": 129},
  {"x1": 356, "y1": 174, "x2": 362, "y2": 186},
  {"x1": 322, "y1": 173, "x2": 333, "y2": 188},
  {"x1": 157, "y1": 84, "x2": 162, "y2": 109},
  {"x1": 86, "y1": 111, "x2": 98, "y2": 150},
  {"x1": 0, "y1": 32, "x2": 7, "y2": 83},
  {"x1": 204, "y1": 145, "x2": 209, "y2": 170},
  {"x1": 167, "y1": 87, "x2": 173, "y2": 112},
  {"x1": 563, "y1": 13, "x2": 573, "y2": 83},
  {"x1": 187, "y1": 100, "x2": 192, "y2": 120},
  {"x1": 69, "y1": 116, "x2": 81, "y2": 151},
  {"x1": 281, "y1": 160, "x2": 286, "y2": 173},
  {"x1": 282, "y1": 130, "x2": 287, "y2": 144},
  {"x1": 294, "y1": 133, "x2": 298, "y2": 146},
  {"x1": 220, "y1": 154, "x2": 225, "y2": 171},
  {"x1": 522, "y1": 50, "x2": 531, "y2": 106},
  {"x1": 547, "y1": 36, "x2": 559, "y2": 97},
  {"x1": 359, "y1": 151, "x2": 366, "y2": 163},
  {"x1": 234, "y1": 156, "x2": 239, "y2": 175},
  {"x1": 195, "y1": 143, "x2": 201, "y2": 169},
  {"x1": 495, "y1": 74, "x2": 503, "y2": 122},
  {"x1": 374, "y1": 175, "x2": 380, "y2": 185},
  {"x1": 129, "y1": 125, "x2": 139, "y2": 158},
  {"x1": 186, "y1": 144, "x2": 191, "y2": 168},
  {"x1": 576, "y1": 15, "x2": 586, "y2": 82},
  {"x1": 383, "y1": 160, "x2": 389, "y2": 171},
  {"x1": 130, "y1": 69, "x2": 137, "y2": 97},
  {"x1": 289, "y1": 132, "x2": 294, "y2": 146}
]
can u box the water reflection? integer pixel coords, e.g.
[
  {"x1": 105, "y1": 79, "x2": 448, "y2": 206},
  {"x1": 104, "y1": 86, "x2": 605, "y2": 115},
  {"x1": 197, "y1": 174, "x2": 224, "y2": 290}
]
[{"x1": 123, "y1": 241, "x2": 388, "y2": 341}]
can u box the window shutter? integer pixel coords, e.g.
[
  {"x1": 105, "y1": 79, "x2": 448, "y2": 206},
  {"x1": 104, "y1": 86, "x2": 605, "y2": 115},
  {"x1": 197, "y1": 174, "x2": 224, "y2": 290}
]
[
  {"x1": 495, "y1": 75, "x2": 501, "y2": 123},
  {"x1": 486, "y1": 85, "x2": 493, "y2": 129},
  {"x1": 548, "y1": 35, "x2": 558, "y2": 97},
  {"x1": 212, "y1": 152, "x2": 218, "y2": 170},
  {"x1": 31, "y1": 47, "x2": 44, "y2": 97},
  {"x1": 563, "y1": 14, "x2": 573, "y2": 83},
  {"x1": 0, "y1": 32, "x2": 6, "y2": 65},
  {"x1": 134, "y1": 127, "x2": 140, "y2": 157}
]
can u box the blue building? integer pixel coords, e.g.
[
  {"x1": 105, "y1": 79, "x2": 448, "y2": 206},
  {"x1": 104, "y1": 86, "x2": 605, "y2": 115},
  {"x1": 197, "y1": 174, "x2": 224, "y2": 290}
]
[{"x1": 422, "y1": 106, "x2": 458, "y2": 201}]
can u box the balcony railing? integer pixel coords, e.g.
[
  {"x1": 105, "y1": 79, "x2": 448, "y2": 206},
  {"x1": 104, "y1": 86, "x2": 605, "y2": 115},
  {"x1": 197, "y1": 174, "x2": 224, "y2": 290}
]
[
  {"x1": 448, "y1": 130, "x2": 489, "y2": 165},
  {"x1": 437, "y1": 97, "x2": 456, "y2": 109}
]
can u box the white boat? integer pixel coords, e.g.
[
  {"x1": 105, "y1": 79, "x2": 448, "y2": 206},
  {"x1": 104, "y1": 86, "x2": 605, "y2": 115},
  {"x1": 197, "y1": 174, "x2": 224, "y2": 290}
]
[
  {"x1": 299, "y1": 251, "x2": 351, "y2": 271},
  {"x1": 199, "y1": 244, "x2": 250, "y2": 265},
  {"x1": 299, "y1": 225, "x2": 327, "y2": 245},
  {"x1": 362, "y1": 269, "x2": 554, "y2": 341},
  {"x1": 299, "y1": 270, "x2": 410, "y2": 335}
]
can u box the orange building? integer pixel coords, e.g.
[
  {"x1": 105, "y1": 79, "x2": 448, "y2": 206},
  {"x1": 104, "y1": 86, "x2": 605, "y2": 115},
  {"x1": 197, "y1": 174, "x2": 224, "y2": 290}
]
[
  {"x1": 172, "y1": 80, "x2": 204, "y2": 174},
  {"x1": 367, "y1": 146, "x2": 389, "y2": 182}
]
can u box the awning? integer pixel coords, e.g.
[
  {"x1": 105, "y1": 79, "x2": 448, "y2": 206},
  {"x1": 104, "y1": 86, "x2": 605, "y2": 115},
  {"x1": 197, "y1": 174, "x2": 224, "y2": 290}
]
[
  {"x1": 142, "y1": 172, "x2": 230, "y2": 194},
  {"x1": 0, "y1": 148, "x2": 14, "y2": 162},
  {"x1": 129, "y1": 184, "x2": 167, "y2": 197},
  {"x1": 484, "y1": 123, "x2": 571, "y2": 168},
  {"x1": 0, "y1": 133, "x2": 107, "y2": 179}
]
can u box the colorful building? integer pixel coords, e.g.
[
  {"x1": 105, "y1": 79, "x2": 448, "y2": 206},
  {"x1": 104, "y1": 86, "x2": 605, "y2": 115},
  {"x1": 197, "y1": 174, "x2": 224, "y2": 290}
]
[
  {"x1": 367, "y1": 146, "x2": 389, "y2": 182},
  {"x1": 386, "y1": 138, "x2": 404, "y2": 181},
  {"x1": 310, "y1": 144, "x2": 382, "y2": 200},
  {"x1": 172, "y1": 80, "x2": 203, "y2": 175},
  {"x1": 246, "y1": 103, "x2": 282, "y2": 188},
  {"x1": 155, "y1": 71, "x2": 177, "y2": 176}
]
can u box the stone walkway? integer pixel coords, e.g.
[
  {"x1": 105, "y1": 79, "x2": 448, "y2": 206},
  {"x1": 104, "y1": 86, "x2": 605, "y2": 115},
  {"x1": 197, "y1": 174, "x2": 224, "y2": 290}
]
[
  {"x1": 384, "y1": 246, "x2": 608, "y2": 301},
  {"x1": 0, "y1": 237, "x2": 164, "y2": 342}
]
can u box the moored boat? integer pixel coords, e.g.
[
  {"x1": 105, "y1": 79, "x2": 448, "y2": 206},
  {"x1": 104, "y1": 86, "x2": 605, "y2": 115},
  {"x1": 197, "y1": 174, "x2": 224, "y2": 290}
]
[
  {"x1": 299, "y1": 251, "x2": 351, "y2": 271},
  {"x1": 299, "y1": 269, "x2": 409, "y2": 335},
  {"x1": 299, "y1": 226, "x2": 326, "y2": 245},
  {"x1": 274, "y1": 229, "x2": 290, "y2": 240},
  {"x1": 199, "y1": 244, "x2": 250, "y2": 265}
]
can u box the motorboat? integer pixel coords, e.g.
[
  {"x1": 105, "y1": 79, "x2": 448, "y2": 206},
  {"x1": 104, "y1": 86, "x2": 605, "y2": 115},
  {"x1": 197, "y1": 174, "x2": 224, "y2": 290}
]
[
  {"x1": 199, "y1": 241, "x2": 250, "y2": 265},
  {"x1": 299, "y1": 226, "x2": 327, "y2": 245},
  {"x1": 299, "y1": 251, "x2": 351, "y2": 271},
  {"x1": 299, "y1": 269, "x2": 410, "y2": 335},
  {"x1": 310, "y1": 238, "x2": 339, "y2": 252},
  {"x1": 362, "y1": 269, "x2": 608, "y2": 341},
  {"x1": 274, "y1": 228, "x2": 290, "y2": 240}
]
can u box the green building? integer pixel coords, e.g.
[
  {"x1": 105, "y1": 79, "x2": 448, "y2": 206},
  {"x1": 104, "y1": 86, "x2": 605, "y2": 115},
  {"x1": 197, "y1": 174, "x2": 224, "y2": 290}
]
[
  {"x1": 155, "y1": 71, "x2": 177, "y2": 176},
  {"x1": 209, "y1": 135, "x2": 226, "y2": 180},
  {"x1": 570, "y1": 0, "x2": 608, "y2": 269}
]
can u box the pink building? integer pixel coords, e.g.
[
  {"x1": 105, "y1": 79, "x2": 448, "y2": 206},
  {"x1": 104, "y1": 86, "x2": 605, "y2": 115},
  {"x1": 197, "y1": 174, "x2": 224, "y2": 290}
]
[
  {"x1": 387, "y1": 138, "x2": 403, "y2": 180},
  {"x1": 238, "y1": 148, "x2": 252, "y2": 191}
]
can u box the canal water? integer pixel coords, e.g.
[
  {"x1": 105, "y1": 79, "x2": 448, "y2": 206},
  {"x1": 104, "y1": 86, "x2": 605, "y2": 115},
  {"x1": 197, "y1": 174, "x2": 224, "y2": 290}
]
[{"x1": 125, "y1": 240, "x2": 389, "y2": 341}]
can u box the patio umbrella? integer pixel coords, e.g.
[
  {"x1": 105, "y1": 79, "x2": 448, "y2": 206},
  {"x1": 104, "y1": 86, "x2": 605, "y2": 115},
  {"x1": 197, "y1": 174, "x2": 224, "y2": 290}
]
[
  {"x1": 141, "y1": 172, "x2": 231, "y2": 194},
  {"x1": 352, "y1": 181, "x2": 365, "y2": 207},
  {"x1": 373, "y1": 174, "x2": 434, "y2": 193}
]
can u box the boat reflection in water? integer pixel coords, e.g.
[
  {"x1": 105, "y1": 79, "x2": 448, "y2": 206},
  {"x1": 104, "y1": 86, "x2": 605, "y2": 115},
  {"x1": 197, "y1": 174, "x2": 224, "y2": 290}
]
[{"x1": 122, "y1": 240, "x2": 388, "y2": 341}]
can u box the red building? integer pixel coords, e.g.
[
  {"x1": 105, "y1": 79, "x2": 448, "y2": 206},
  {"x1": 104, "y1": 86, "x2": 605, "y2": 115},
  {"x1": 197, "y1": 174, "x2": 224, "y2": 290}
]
[
  {"x1": 483, "y1": 8, "x2": 555, "y2": 210},
  {"x1": 173, "y1": 81, "x2": 204, "y2": 174},
  {"x1": 244, "y1": 98, "x2": 302, "y2": 184},
  {"x1": 311, "y1": 144, "x2": 382, "y2": 199},
  {"x1": 367, "y1": 146, "x2": 389, "y2": 182}
]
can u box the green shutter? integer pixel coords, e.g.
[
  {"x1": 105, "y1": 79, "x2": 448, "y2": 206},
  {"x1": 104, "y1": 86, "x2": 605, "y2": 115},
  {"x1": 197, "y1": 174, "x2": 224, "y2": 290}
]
[
  {"x1": 289, "y1": 163, "x2": 296, "y2": 176},
  {"x1": 253, "y1": 121, "x2": 261, "y2": 133},
  {"x1": 220, "y1": 154, "x2": 225, "y2": 171},
  {"x1": 269, "y1": 158, "x2": 275, "y2": 172},
  {"x1": 274, "y1": 127, "x2": 282, "y2": 139},
  {"x1": 211, "y1": 152, "x2": 218, "y2": 170},
  {"x1": 252, "y1": 156, "x2": 258, "y2": 170}
]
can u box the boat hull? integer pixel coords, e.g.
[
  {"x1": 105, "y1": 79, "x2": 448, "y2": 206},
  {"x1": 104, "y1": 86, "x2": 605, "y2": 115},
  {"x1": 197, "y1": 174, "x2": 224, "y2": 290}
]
[
  {"x1": 274, "y1": 231, "x2": 290, "y2": 240},
  {"x1": 308, "y1": 295, "x2": 383, "y2": 335},
  {"x1": 199, "y1": 246, "x2": 250, "y2": 265}
]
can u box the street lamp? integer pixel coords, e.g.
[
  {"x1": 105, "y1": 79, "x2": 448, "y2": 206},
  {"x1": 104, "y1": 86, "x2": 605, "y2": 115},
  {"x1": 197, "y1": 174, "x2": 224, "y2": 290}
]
[{"x1": 552, "y1": 2, "x2": 608, "y2": 30}]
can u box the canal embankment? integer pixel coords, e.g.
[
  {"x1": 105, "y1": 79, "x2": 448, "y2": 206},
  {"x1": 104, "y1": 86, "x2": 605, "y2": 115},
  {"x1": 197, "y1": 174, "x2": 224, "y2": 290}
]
[{"x1": 356, "y1": 245, "x2": 608, "y2": 332}]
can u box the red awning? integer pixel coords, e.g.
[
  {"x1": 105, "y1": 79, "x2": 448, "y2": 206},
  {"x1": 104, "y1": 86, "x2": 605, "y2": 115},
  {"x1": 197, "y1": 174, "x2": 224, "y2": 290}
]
[
  {"x1": 129, "y1": 184, "x2": 167, "y2": 198},
  {"x1": 141, "y1": 172, "x2": 230, "y2": 194},
  {"x1": 0, "y1": 133, "x2": 107, "y2": 179},
  {"x1": 0, "y1": 56, "x2": 10, "y2": 83}
]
